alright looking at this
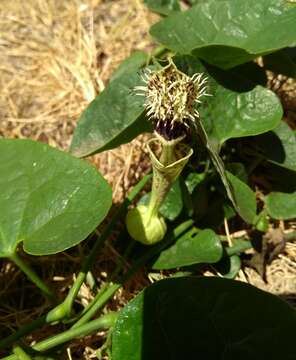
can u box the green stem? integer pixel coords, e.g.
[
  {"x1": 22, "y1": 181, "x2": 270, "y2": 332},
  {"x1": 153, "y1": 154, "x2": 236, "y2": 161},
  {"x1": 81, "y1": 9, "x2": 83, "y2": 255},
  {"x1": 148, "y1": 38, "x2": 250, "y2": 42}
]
[
  {"x1": 225, "y1": 239, "x2": 252, "y2": 257},
  {"x1": 0, "y1": 175, "x2": 152, "y2": 350},
  {"x1": 9, "y1": 253, "x2": 55, "y2": 303},
  {"x1": 12, "y1": 346, "x2": 32, "y2": 360},
  {"x1": 60, "y1": 174, "x2": 152, "y2": 316},
  {"x1": 147, "y1": 143, "x2": 176, "y2": 219},
  {"x1": 1, "y1": 313, "x2": 117, "y2": 360},
  {"x1": 147, "y1": 45, "x2": 167, "y2": 66},
  {"x1": 72, "y1": 219, "x2": 194, "y2": 328},
  {"x1": 0, "y1": 316, "x2": 48, "y2": 350}
]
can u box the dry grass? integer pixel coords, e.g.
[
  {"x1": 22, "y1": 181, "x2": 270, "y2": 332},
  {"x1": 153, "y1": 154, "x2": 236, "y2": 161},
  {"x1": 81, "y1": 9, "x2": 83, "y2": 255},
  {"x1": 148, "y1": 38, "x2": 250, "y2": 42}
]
[
  {"x1": 0, "y1": 0, "x2": 157, "y2": 200},
  {"x1": 0, "y1": 0, "x2": 296, "y2": 358}
]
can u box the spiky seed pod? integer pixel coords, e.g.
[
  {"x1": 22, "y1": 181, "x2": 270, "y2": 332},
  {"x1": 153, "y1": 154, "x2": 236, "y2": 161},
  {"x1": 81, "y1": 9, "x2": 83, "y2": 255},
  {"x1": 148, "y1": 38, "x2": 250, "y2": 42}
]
[{"x1": 135, "y1": 60, "x2": 208, "y2": 143}]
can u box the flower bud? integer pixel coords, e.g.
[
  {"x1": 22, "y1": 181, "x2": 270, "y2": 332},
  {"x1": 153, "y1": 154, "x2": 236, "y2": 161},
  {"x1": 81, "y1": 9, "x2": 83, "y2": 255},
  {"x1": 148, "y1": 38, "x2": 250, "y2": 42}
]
[
  {"x1": 126, "y1": 205, "x2": 167, "y2": 245},
  {"x1": 135, "y1": 60, "x2": 209, "y2": 143}
]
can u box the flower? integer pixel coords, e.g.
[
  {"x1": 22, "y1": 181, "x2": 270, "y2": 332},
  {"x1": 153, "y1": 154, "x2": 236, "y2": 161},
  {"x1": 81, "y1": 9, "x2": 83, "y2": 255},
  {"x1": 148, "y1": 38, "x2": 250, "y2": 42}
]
[
  {"x1": 135, "y1": 60, "x2": 208, "y2": 142},
  {"x1": 126, "y1": 205, "x2": 167, "y2": 245}
]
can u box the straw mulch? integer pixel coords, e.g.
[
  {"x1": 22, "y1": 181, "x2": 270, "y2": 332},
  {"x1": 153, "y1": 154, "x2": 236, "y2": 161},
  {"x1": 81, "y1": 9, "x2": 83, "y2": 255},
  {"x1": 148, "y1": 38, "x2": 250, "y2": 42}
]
[{"x1": 0, "y1": 0, "x2": 295, "y2": 358}]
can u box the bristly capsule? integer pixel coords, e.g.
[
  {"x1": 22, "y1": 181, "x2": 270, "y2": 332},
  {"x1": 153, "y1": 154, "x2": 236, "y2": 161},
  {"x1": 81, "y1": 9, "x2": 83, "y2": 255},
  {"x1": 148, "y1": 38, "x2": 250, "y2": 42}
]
[{"x1": 135, "y1": 60, "x2": 209, "y2": 143}]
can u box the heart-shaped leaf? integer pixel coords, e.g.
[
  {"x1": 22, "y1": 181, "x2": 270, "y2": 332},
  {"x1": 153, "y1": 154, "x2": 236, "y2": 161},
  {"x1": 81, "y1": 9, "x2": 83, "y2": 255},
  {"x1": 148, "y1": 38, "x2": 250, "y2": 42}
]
[
  {"x1": 173, "y1": 55, "x2": 283, "y2": 147},
  {"x1": 150, "y1": 0, "x2": 296, "y2": 69},
  {"x1": 254, "y1": 121, "x2": 296, "y2": 171},
  {"x1": 0, "y1": 139, "x2": 112, "y2": 256},
  {"x1": 112, "y1": 277, "x2": 296, "y2": 360},
  {"x1": 265, "y1": 191, "x2": 296, "y2": 220},
  {"x1": 152, "y1": 227, "x2": 223, "y2": 269},
  {"x1": 200, "y1": 85, "x2": 283, "y2": 147},
  {"x1": 70, "y1": 70, "x2": 150, "y2": 157}
]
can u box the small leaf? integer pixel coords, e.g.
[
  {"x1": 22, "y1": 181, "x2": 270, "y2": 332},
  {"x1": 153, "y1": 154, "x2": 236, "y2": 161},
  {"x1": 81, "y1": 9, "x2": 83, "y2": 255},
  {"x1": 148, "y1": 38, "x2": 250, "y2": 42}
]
[
  {"x1": 0, "y1": 139, "x2": 112, "y2": 256},
  {"x1": 216, "y1": 254, "x2": 242, "y2": 279},
  {"x1": 223, "y1": 255, "x2": 242, "y2": 279},
  {"x1": 144, "y1": 0, "x2": 180, "y2": 15},
  {"x1": 226, "y1": 171, "x2": 257, "y2": 224},
  {"x1": 70, "y1": 71, "x2": 149, "y2": 157},
  {"x1": 254, "y1": 121, "x2": 296, "y2": 171},
  {"x1": 152, "y1": 227, "x2": 223, "y2": 269},
  {"x1": 150, "y1": 0, "x2": 296, "y2": 69},
  {"x1": 112, "y1": 277, "x2": 296, "y2": 360},
  {"x1": 185, "y1": 172, "x2": 206, "y2": 194},
  {"x1": 226, "y1": 163, "x2": 248, "y2": 183},
  {"x1": 266, "y1": 192, "x2": 296, "y2": 220}
]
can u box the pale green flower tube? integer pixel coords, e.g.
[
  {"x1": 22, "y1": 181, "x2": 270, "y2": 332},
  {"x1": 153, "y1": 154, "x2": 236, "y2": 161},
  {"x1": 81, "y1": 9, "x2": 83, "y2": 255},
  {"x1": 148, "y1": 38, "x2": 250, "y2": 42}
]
[{"x1": 126, "y1": 139, "x2": 193, "y2": 245}]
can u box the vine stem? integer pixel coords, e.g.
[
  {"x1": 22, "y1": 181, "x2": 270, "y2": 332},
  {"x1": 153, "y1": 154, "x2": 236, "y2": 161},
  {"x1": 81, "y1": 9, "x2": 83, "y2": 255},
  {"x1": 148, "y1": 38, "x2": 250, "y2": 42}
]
[
  {"x1": 12, "y1": 346, "x2": 32, "y2": 360},
  {"x1": 58, "y1": 174, "x2": 152, "y2": 316},
  {"x1": 0, "y1": 175, "x2": 151, "y2": 350},
  {"x1": 1, "y1": 313, "x2": 117, "y2": 360},
  {"x1": 9, "y1": 253, "x2": 56, "y2": 303},
  {"x1": 147, "y1": 142, "x2": 176, "y2": 220},
  {"x1": 72, "y1": 219, "x2": 194, "y2": 328}
]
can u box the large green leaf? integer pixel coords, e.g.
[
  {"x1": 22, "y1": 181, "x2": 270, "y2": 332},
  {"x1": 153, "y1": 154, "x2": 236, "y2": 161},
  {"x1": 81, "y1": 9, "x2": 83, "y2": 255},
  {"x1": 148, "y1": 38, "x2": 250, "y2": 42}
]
[
  {"x1": 173, "y1": 55, "x2": 283, "y2": 147},
  {"x1": 152, "y1": 227, "x2": 223, "y2": 269},
  {"x1": 70, "y1": 71, "x2": 149, "y2": 157},
  {"x1": 150, "y1": 0, "x2": 296, "y2": 69},
  {"x1": 265, "y1": 191, "x2": 296, "y2": 220},
  {"x1": 200, "y1": 85, "x2": 283, "y2": 147},
  {"x1": 254, "y1": 121, "x2": 296, "y2": 171},
  {"x1": 0, "y1": 139, "x2": 112, "y2": 256},
  {"x1": 144, "y1": 0, "x2": 180, "y2": 15},
  {"x1": 112, "y1": 277, "x2": 296, "y2": 360}
]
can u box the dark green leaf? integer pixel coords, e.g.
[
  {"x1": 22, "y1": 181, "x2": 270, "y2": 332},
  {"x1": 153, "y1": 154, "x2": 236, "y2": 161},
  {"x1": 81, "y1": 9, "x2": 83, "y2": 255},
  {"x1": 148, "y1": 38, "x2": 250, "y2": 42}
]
[
  {"x1": 112, "y1": 277, "x2": 296, "y2": 360},
  {"x1": 204, "y1": 61, "x2": 267, "y2": 92},
  {"x1": 255, "y1": 121, "x2": 296, "y2": 171},
  {"x1": 144, "y1": 0, "x2": 180, "y2": 15},
  {"x1": 70, "y1": 71, "x2": 148, "y2": 157},
  {"x1": 152, "y1": 227, "x2": 223, "y2": 269},
  {"x1": 200, "y1": 85, "x2": 283, "y2": 146},
  {"x1": 0, "y1": 139, "x2": 112, "y2": 256},
  {"x1": 266, "y1": 191, "x2": 296, "y2": 220},
  {"x1": 150, "y1": 0, "x2": 296, "y2": 69},
  {"x1": 226, "y1": 171, "x2": 257, "y2": 224},
  {"x1": 226, "y1": 163, "x2": 248, "y2": 183},
  {"x1": 174, "y1": 55, "x2": 283, "y2": 146}
]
